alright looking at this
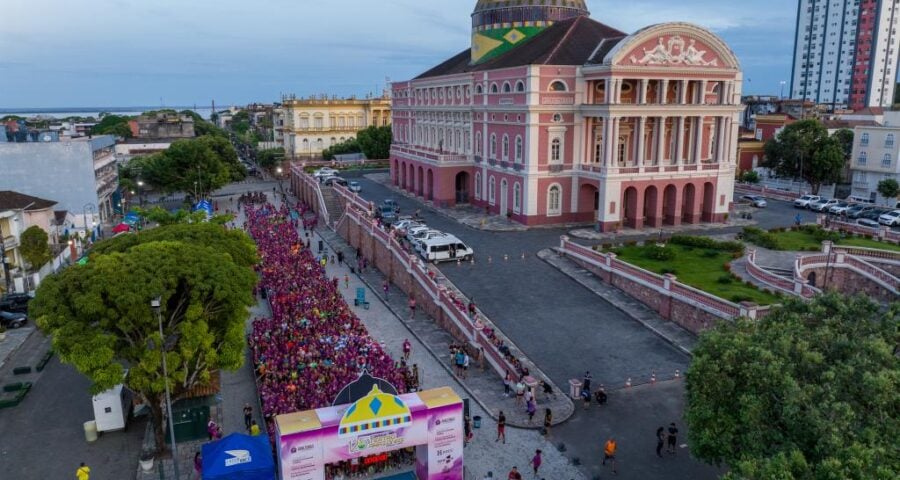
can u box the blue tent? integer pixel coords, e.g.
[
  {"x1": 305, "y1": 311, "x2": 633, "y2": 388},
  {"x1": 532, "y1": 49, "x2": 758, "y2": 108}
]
[
  {"x1": 194, "y1": 200, "x2": 213, "y2": 220},
  {"x1": 202, "y1": 433, "x2": 275, "y2": 480}
]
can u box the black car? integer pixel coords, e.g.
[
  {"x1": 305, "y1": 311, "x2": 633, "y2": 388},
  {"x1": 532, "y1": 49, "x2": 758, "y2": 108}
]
[
  {"x1": 848, "y1": 205, "x2": 878, "y2": 219},
  {"x1": 0, "y1": 293, "x2": 31, "y2": 314},
  {"x1": 859, "y1": 209, "x2": 888, "y2": 221},
  {"x1": 0, "y1": 310, "x2": 27, "y2": 329}
]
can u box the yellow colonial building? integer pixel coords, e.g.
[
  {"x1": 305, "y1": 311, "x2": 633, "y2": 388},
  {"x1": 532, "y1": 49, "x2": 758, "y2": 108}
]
[{"x1": 280, "y1": 94, "x2": 392, "y2": 159}]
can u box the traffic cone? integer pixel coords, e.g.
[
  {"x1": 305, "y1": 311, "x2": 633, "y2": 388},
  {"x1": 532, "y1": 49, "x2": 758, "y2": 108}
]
[
  {"x1": 521, "y1": 252, "x2": 526, "y2": 260},
  {"x1": 488, "y1": 256, "x2": 492, "y2": 263},
  {"x1": 457, "y1": 258, "x2": 461, "y2": 266},
  {"x1": 625, "y1": 377, "x2": 632, "y2": 388},
  {"x1": 503, "y1": 254, "x2": 509, "y2": 261},
  {"x1": 651, "y1": 372, "x2": 656, "y2": 384},
  {"x1": 675, "y1": 369, "x2": 681, "y2": 378}
]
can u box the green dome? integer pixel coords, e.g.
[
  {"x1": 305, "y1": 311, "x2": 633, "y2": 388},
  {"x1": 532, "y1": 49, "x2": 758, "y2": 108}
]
[{"x1": 470, "y1": 0, "x2": 590, "y2": 64}]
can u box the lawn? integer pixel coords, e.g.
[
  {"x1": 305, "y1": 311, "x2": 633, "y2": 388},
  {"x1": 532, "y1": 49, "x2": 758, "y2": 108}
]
[
  {"x1": 605, "y1": 244, "x2": 783, "y2": 305},
  {"x1": 838, "y1": 237, "x2": 900, "y2": 252},
  {"x1": 743, "y1": 226, "x2": 900, "y2": 252}
]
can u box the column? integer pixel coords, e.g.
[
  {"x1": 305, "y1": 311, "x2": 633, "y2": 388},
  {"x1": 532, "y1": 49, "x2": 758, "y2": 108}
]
[
  {"x1": 678, "y1": 80, "x2": 688, "y2": 104},
  {"x1": 655, "y1": 116, "x2": 666, "y2": 165},
  {"x1": 693, "y1": 116, "x2": 704, "y2": 164},
  {"x1": 715, "y1": 117, "x2": 727, "y2": 164},
  {"x1": 639, "y1": 79, "x2": 648, "y2": 104},
  {"x1": 660, "y1": 79, "x2": 669, "y2": 104},
  {"x1": 605, "y1": 117, "x2": 619, "y2": 166},
  {"x1": 605, "y1": 79, "x2": 613, "y2": 104},
  {"x1": 636, "y1": 116, "x2": 646, "y2": 166},
  {"x1": 699, "y1": 80, "x2": 708, "y2": 104},
  {"x1": 675, "y1": 116, "x2": 685, "y2": 165}
]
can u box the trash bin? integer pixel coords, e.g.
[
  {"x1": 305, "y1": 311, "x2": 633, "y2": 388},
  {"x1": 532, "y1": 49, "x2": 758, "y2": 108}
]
[
  {"x1": 473, "y1": 416, "x2": 482, "y2": 429},
  {"x1": 569, "y1": 379, "x2": 582, "y2": 400},
  {"x1": 84, "y1": 420, "x2": 98, "y2": 442}
]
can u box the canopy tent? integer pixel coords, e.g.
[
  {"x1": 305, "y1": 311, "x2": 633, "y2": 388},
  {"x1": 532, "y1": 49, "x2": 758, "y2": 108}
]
[
  {"x1": 194, "y1": 200, "x2": 213, "y2": 219},
  {"x1": 111, "y1": 223, "x2": 131, "y2": 234},
  {"x1": 202, "y1": 433, "x2": 275, "y2": 480}
]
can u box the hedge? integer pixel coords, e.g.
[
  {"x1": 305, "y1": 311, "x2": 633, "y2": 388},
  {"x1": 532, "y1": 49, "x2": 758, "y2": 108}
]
[{"x1": 670, "y1": 235, "x2": 745, "y2": 254}]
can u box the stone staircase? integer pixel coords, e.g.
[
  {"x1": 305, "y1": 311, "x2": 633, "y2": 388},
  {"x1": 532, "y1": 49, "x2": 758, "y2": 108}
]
[
  {"x1": 320, "y1": 186, "x2": 345, "y2": 226},
  {"x1": 760, "y1": 266, "x2": 795, "y2": 280}
]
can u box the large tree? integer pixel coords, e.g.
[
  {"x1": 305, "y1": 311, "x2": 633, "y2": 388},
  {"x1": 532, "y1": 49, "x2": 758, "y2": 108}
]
[
  {"x1": 356, "y1": 125, "x2": 392, "y2": 160},
  {"x1": 877, "y1": 178, "x2": 899, "y2": 206},
  {"x1": 140, "y1": 138, "x2": 236, "y2": 197},
  {"x1": 31, "y1": 226, "x2": 257, "y2": 454},
  {"x1": 763, "y1": 120, "x2": 845, "y2": 194},
  {"x1": 19, "y1": 226, "x2": 51, "y2": 274},
  {"x1": 92, "y1": 114, "x2": 133, "y2": 138},
  {"x1": 686, "y1": 294, "x2": 899, "y2": 480}
]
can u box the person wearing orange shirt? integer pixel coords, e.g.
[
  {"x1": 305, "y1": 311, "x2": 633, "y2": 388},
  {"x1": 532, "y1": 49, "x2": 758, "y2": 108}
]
[{"x1": 602, "y1": 437, "x2": 618, "y2": 474}]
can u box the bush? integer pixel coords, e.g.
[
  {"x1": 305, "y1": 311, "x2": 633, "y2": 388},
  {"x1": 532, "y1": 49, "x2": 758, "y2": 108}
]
[
  {"x1": 670, "y1": 235, "x2": 745, "y2": 254},
  {"x1": 742, "y1": 227, "x2": 781, "y2": 250},
  {"x1": 717, "y1": 275, "x2": 733, "y2": 284},
  {"x1": 730, "y1": 294, "x2": 752, "y2": 303},
  {"x1": 625, "y1": 240, "x2": 638, "y2": 247},
  {"x1": 644, "y1": 245, "x2": 677, "y2": 261},
  {"x1": 661, "y1": 268, "x2": 678, "y2": 275},
  {"x1": 702, "y1": 249, "x2": 720, "y2": 258}
]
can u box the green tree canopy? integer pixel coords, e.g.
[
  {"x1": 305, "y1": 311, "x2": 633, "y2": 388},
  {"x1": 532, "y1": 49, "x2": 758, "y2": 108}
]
[
  {"x1": 322, "y1": 139, "x2": 361, "y2": 161},
  {"x1": 356, "y1": 125, "x2": 392, "y2": 160},
  {"x1": 832, "y1": 128, "x2": 854, "y2": 159},
  {"x1": 686, "y1": 294, "x2": 899, "y2": 480},
  {"x1": 32, "y1": 227, "x2": 257, "y2": 453},
  {"x1": 19, "y1": 226, "x2": 51, "y2": 272},
  {"x1": 92, "y1": 114, "x2": 132, "y2": 138},
  {"x1": 763, "y1": 120, "x2": 845, "y2": 194},
  {"x1": 257, "y1": 147, "x2": 285, "y2": 168},
  {"x1": 877, "y1": 178, "x2": 899, "y2": 205},
  {"x1": 139, "y1": 137, "x2": 242, "y2": 196},
  {"x1": 179, "y1": 110, "x2": 227, "y2": 138}
]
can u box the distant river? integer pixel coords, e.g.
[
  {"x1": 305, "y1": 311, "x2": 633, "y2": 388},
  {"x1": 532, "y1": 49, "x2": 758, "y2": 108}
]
[{"x1": 0, "y1": 106, "x2": 216, "y2": 120}]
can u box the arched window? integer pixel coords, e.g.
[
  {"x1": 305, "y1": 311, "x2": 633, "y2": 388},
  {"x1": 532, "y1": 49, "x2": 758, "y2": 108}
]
[
  {"x1": 476, "y1": 84, "x2": 483, "y2": 95},
  {"x1": 476, "y1": 132, "x2": 482, "y2": 155},
  {"x1": 502, "y1": 135, "x2": 510, "y2": 160},
  {"x1": 513, "y1": 182, "x2": 522, "y2": 213},
  {"x1": 490, "y1": 83, "x2": 499, "y2": 94},
  {"x1": 549, "y1": 80, "x2": 568, "y2": 92},
  {"x1": 316, "y1": 138, "x2": 324, "y2": 149},
  {"x1": 515, "y1": 136, "x2": 523, "y2": 162},
  {"x1": 883, "y1": 153, "x2": 892, "y2": 166},
  {"x1": 887, "y1": 134, "x2": 895, "y2": 147},
  {"x1": 547, "y1": 184, "x2": 562, "y2": 216},
  {"x1": 489, "y1": 176, "x2": 496, "y2": 204},
  {"x1": 551, "y1": 138, "x2": 562, "y2": 162},
  {"x1": 475, "y1": 172, "x2": 482, "y2": 200},
  {"x1": 515, "y1": 80, "x2": 526, "y2": 92},
  {"x1": 861, "y1": 133, "x2": 870, "y2": 146},
  {"x1": 502, "y1": 82, "x2": 511, "y2": 93},
  {"x1": 858, "y1": 151, "x2": 867, "y2": 165},
  {"x1": 490, "y1": 134, "x2": 497, "y2": 158},
  {"x1": 330, "y1": 137, "x2": 336, "y2": 146}
]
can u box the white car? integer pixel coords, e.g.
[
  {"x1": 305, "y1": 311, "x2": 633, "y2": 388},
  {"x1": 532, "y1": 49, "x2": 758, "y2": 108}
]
[
  {"x1": 828, "y1": 201, "x2": 851, "y2": 215},
  {"x1": 856, "y1": 218, "x2": 881, "y2": 229},
  {"x1": 410, "y1": 229, "x2": 445, "y2": 245},
  {"x1": 348, "y1": 181, "x2": 362, "y2": 193},
  {"x1": 809, "y1": 198, "x2": 839, "y2": 212},
  {"x1": 405, "y1": 225, "x2": 432, "y2": 242},
  {"x1": 794, "y1": 195, "x2": 822, "y2": 208},
  {"x1": 392, "y1": 219, "x2": 423, "y2": 232},
  {"x1": 313, "y1": 168, "x2": 339, "y2": 179},
  {"x1": 419, "y1": 236, "x2": 474, "y2": 263},
  {"x1": 878, "y1": 209, "x2": 900, "y2": 226}
]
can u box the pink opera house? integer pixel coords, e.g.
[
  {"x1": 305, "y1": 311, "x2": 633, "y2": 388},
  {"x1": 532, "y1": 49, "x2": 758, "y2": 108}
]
[{"x1": 390, "y1": 0, "x2": 743, "y2": 230}]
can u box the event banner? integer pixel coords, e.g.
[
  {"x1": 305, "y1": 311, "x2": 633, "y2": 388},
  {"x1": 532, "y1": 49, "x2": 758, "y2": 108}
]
[{"x1": 276, "y1": 386, "x2": 463, "y2": 480}]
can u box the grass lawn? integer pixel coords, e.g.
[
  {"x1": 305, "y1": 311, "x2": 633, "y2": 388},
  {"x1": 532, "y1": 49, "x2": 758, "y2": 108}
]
[
  {"x1": 748, "y1": 228, "x2": 900, "y2": 252},
  {"x1": 606, "y1": 244, "x2": 783, "y2": 305},
  {"x1": 838, "y1": 237, "x2": 900, "y2": 252}
]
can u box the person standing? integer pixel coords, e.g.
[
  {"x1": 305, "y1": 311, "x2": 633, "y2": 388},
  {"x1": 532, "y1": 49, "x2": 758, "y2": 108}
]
[
  {"x1": 482, "y1": 472, "x2": 494, "y2": 480},
  {"x1": 496, "y1": 411, "x2": 506, "y2": 443},
  {"x1": 76, "y1": 462, "x2": 90, "y2": 480},
  {"x1": 602, "y1": 437, "x2": 618, "y2": 474},
  {"x1": 529, "y1": 450, "x2": 542, "y2": 476},
  {"x1": 402, "y1": 339, "x2": 411, "y2": 361},
  {"x1": 507, "y1": 466, "x2": 522, "y2": 480},
  {"x1": 343, "y1": 274, "x2": 350, "y2": 289},
  {"x1": 526, "y1": 398, "x2": 536, "y2": 424},
  {"x1": 582, "y1": 371, "x2": 592, "y2": 393},
  {"x1": 408, "y1": 295, "x2": 417, "y2": 319},
  {"x1": 667, "y1": 422, "x2": 679, "y2": 454},
  {"x1": 543, "y1": 408, "x2": 553, "y2": 436},
  {"x1": 462, "y1": 351, "x2": 470, "y2": 379},
  {"x1": 337, "y1": 250, "x2": 344, "y2": 265},
  {"x1": 514, "y1": 380, "x2": 525, "y2": 406},
  {"x1": 503, "y1": 370, "x2": 513, "y2": 396},
  {"x1": 243, "y1": 403, "x2": 253, "y2": 431},
  {"x1": 250, "y1": 419, "x2": 261, "y2": 436},
  {"x1": 656, "y1": 426, "x2": 665, "y2": 458}
]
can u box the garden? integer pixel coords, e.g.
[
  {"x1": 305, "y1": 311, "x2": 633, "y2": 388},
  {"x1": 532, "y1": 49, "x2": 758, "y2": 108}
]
[
  {"x1": 598, "y1": 236, "x2": 783, "y2": 305},
  {"x1": 741, "y1": 225, "x2": 900, "y2": 252}
]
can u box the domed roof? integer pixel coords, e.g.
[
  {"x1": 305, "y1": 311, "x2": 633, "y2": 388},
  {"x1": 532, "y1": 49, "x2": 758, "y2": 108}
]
[
  {"x1": 473, "y1": 0, "x2": 589, "y2": 14},
  {"x1": 338, "y1": 385, "x2": 412, "y2": 438}
]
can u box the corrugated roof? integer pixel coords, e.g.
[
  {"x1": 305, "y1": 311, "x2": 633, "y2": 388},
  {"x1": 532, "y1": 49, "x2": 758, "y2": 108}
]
[
  {"x1": 0, "y1": 191, "x2": 58, "y2": 211},
  {"x1": 415, "y1": 16, "x2": 625, "y2": 79}
]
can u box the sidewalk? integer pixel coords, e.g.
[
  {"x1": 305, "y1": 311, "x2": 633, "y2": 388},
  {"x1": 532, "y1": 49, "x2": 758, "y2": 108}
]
[
  {"x1": 538, "y1": 248, "x2": 697, "y2": 359},
  {"x1": 0, "y1": 326, "x2": 37, "y2": 371},
  {"x1": 569, "y1": 218, "x2": 754, "y2": 242},
  {"x1": 312, "y1": 228, "x2": 585, "y2": 480}
]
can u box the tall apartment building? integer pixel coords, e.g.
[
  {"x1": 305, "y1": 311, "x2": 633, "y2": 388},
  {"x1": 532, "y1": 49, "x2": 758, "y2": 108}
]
[
  {"x1": 280, "y1": 95, "x2": 391, "y2": 159},
  {"x1": 790, "y1": 0, "x2": 900, "y2": 111}
]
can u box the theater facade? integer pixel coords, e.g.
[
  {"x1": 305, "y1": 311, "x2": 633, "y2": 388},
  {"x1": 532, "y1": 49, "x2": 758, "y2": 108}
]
[{"x1": 389, "y1": 0, "x2": 743, "y2": 230}]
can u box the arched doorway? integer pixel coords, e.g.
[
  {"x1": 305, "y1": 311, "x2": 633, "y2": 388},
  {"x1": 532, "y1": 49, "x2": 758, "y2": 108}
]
[
  {"x1": 663, "y1": 185, "x2": 678, "y2": 225},
  {"x1": 644, "y1": 185, "x2": 660, "y2": 227},
  {"x1": 702, "y1": 182, "x2": 716, "y2": 222},
  {"x1": 682, "y1": 183, "x2": 697, "y2": 224},
  {"x1": 500, "y1": 179, "x2": 509, "y2": 215},
  {"x1": 578, "y1": 184, "x2": 600, "y2": 220},
  {"x1": 455, "y1": 172, "x2": 470, "y2": 204},
  {"x1": 807, "y1": 271, "x2": 817, "y2": 287},
  {"x1": 400, "y1": 162, "x2": 407, "y2": 190},
  {"x1": 623, "y1": 187, "x2": 639, "y2": 228},
  {"x1": 408, "y1": 164, "x2": 415, "y2": 193},
  {"x1": 417, "y1": 166, "x2": 424, "y2": 197},
  {"x1": 426, "y1": 169, "x2": 434, "y2": 201},
  {"x1": 392, "y1": 159, "x2": 399, "y2": 185}
]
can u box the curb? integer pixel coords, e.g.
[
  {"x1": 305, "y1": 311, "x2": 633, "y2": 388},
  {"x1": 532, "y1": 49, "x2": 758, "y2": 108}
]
[
  {"x1": 537, "y1": 249, "x2": 694, "y2": 358},
  {"x1": 0, "y1": 328, "x2": 37, "y2": 372}
]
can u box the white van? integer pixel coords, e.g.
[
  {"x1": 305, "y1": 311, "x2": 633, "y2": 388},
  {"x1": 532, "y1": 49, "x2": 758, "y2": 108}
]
[{"x1": 419, "y1": 236, "x2": 474, "y2": 263}]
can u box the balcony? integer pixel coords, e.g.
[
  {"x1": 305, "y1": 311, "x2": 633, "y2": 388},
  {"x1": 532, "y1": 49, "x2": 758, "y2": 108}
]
[
  {"x1": 578, "y1": 163, "x2": 721, "y2": 176},
  {"x1": 3, "y1": 235, "x2": 18, "y2": 250},
  {"x1": 390, "y1": 144, "x2": 470, "y2": 164},
  {"x1": 487, "y1": 158, "x2": 497, "y2": 166},
  {"x1": 499, "y1": 160, "x2": 511, "y2": 169},
  {"x1": 474, "y1": 155, "x2": 483, "y2": 164}
]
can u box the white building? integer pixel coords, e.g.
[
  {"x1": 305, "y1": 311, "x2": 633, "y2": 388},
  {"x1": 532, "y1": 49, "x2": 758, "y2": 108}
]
[
  {"x1": 850, "y1": 111, "x2": 900, "y2": 205},
  {"x1": 790, "y1": 0, "x2": 900, "y2": 111}
]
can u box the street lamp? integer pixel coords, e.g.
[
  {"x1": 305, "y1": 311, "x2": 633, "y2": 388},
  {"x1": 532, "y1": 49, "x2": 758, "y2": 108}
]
[
  {"x1": 779, "y1": 80, "x2": 787, "y2": 99},
  {"x1": 137, "y1": 181, "x2": 145, "y2": 207},
  {"x1": 151, "y1": 296, "x2": 179, "y2": 479}
]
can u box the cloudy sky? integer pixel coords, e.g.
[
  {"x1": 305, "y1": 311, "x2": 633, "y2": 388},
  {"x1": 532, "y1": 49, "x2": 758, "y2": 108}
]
[{"x1": 0, "y1": 0, "x2": 795, "y2": 108}]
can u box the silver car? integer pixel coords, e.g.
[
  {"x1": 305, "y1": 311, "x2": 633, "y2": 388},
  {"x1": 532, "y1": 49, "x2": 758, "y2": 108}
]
[{"x1": 741, "y1": 195, "x2": 767, "y2": 208}]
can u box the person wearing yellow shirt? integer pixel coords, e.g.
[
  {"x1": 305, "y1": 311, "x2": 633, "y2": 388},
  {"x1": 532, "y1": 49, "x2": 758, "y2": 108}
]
[
  {"x1": 250, "y1": 420, "x2": 261, "y2": 436},
  {"x1": 76, "y1": 462, "x2": 91, "y2": 480}
]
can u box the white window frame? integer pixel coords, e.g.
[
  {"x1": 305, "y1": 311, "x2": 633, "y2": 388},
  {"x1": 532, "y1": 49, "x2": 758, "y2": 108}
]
[
  {"x1": 488, "y1": 176, "x2": 496, "y2": 205},
  {"x1": 547, "y1": 184, "x2": 562, "y2": 216},
  {"x1": 475, "y1": 172, "x2": 482, "y2": 200},
  {"x1": 513, "y1": 182, "x2": 522, "y2": 213},
  {"x1": 515, "y1": 135, "x2": 523, "y2": 163},
  {"x1": 550, "y1": 137, "x2": 563, "y2": 163}
]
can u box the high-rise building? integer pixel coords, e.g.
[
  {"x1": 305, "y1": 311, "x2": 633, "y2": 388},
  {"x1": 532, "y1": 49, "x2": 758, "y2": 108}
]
[
  {"x1": 389, "y1": 0, "x2": 743, "y2": 229},
  {"x1": 790, "y1": 0, "x2": 900, "y2": 111}
]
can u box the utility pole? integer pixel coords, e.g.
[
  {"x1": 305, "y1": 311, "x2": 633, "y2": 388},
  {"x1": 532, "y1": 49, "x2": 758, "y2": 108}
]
[{"x1": 0, "y1": 219, "x2": 11, "y2": 293}]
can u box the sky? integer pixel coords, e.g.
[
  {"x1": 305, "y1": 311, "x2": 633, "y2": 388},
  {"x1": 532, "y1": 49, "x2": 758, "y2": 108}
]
[{"x1": 0, "y1": 0, "x2": 796, "y2": 108}]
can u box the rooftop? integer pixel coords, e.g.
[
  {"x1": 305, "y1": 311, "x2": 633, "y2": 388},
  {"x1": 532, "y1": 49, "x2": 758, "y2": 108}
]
[{"x1": 0, "y1": 191, "x2": 58, "y2": 212}]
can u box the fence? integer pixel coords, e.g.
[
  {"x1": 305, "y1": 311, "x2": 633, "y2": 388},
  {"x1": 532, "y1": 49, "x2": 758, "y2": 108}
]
[
  {"x1": 819, "y1": 217, "x2": 900, "y2": 244},
  {"x1": 745, "y1": 249, "x2": 819, "y2": 299}
]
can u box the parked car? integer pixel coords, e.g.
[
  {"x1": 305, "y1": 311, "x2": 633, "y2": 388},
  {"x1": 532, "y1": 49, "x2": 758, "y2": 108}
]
[
  {"x1": 794, "y1": 195, "x2": 822, "y2": 208},
  {"x1": 740, "y1": 195, "x2": 767, "y2": 208},
  {"x1": 392, "y1": 219, "x2": 423, "y2": 233},
  {"x1": 828, "y1": 201, "x2": 851, "y2": 215},
  {"x1": 323, "y1": 176, "x2": 348, "y2": 187},
  {"x1": 313, "y1": 168, "x2": 339, "y2": 179},
  {"x1": 405, "y1": 225, "x2": 433, "y2": 242},
  {"x1": 382, "y1": 199, "x2": 400, "y2": 213},
  {"x1": 846, "y1": 204, "x2": 873, "y2": 218},
  {"x1": 809, "y1": 198, "x2": 838, "y2": 212},
  {"x1": 412, "y1": 231, "x2": 448, "y2": 249},
  {"x1": 419, "y1": 236, "x2": 474, "y2": 263},
  {"x1": 348, "y1": 181, "x2": 362, "y2": 193},
  {"x1": 859, "y1": 208, "x2": 889, "y2": 221},
  {"x1": 378, "y1": 206, "x2": 398, "y2": 226},
  {"x1": 0, "y1": 293, "x2": 31, "y2": 314},
  {"x1": 878, "y1": 209, "x2": 900, "y2": 226},
  {"x1": 856, "y1": 218, "x2": 881, "y2": 229},
  {"x1": 0, "y1": 310, "x2": 27, "y2": 329}
]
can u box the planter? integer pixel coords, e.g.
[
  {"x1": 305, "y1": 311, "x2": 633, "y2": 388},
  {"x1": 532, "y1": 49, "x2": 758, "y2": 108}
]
[
  {"x1": 0, "y1": 332, "x2": 6, "y2": 342},
  {"x1": 139, "y1": 456, "x2": 155, "y2": 472}
]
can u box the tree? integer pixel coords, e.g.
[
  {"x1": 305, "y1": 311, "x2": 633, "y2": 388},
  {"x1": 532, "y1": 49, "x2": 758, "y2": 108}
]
[
  {"x1": 322, "y1": 139, "x2": 361, "y2": 161},
  {"x1": 31, "y1": 226, "x2": 257, "y2": 454},
  {"x1": 179, "y1": 110, "x2": 227, "y2": 138},
  {"x1": 876, "y1": 178, "x2": 899, "y2": 206},
  {"x1": 832, "y1": 128, "x2": 854, "y2": 160},
  {"x1": 686, "y1": 294, "x2": 899, "y2": 480},
  {"x1": 763, "y1": 120, "x2": 845, "y2": 194},
  {"x1": 257, "y1": 148, "x2": 285, "y2": 169},
  {"x1": 92, "y1": 114, "x2": 133, "y2": 138},
  {"x1": 19, "y1": 226, "x2": 51, "y2": 274},
  {"x1": 197, "y1": 135, "x2": 246, "y2": 181},
  {"x1": 356, "y1": 125, "x2": 392, "y2": 160},
  {"x1": 140, "y1": 138, "x2": 234, "y2": 197},
  {"x1": 740, "y1": 170, "x2": 760, "y2": 184}
]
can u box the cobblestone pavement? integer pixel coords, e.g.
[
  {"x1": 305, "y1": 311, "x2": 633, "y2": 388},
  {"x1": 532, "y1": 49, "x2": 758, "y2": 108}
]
[{"x1": 0, "y1": 325, "x2": 35, "y2": 370}]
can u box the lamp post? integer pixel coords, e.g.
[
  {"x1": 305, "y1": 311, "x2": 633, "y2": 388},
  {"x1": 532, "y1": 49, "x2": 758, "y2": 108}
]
[
  {"x1": 137, "y1": 180, "x2": 145, "y2": 207},
  {"x1": 83, "y1": 203, "x2": 96, "y2": 239},
  {"x1": 151, "y1": 297, "x2": 179, "y2": 479}
]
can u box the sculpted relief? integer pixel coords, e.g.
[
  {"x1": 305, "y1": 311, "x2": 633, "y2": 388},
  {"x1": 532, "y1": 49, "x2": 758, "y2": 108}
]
[{"x1": 628, "y1": 35, "x2": 719, "y2": 67}]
